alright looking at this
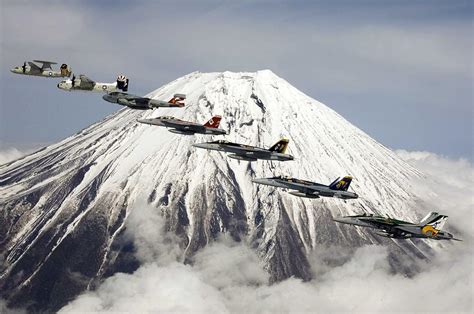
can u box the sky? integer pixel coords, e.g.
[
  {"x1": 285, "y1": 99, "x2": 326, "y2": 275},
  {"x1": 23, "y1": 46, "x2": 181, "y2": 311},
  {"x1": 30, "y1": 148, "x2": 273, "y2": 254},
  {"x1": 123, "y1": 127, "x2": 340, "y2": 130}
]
[{"x1": 0, "y1": 0, "x2": 472, "y2": 160}]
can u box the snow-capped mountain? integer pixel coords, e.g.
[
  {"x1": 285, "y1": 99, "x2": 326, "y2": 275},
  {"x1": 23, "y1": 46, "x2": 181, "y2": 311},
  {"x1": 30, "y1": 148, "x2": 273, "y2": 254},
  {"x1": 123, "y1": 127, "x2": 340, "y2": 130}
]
[{"x1": 0, "y1": 70, "x2": 436, "y2": 311}]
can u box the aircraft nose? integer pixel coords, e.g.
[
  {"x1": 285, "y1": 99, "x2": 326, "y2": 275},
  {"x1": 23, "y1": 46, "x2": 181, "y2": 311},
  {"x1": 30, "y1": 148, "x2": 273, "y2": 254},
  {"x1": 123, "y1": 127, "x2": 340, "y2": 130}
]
[
  {"x1": 332, "y1": 217, "x2": 351, "y2": 224},
  {"x1": 192, "y1": 143, "x2": 209, "y2": 149},
  {"x1": 252, "y1": 178, "x2": 270, "y2": 185},
  {"x1": 137, "y1": 119, "x2": 151, "y2": 125}
]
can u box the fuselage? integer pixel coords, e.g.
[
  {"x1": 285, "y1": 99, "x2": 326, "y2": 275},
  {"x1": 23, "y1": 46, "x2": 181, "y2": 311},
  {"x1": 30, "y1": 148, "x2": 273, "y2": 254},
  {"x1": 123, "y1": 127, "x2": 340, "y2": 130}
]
[
  {"x1": 252, "y1": 177, "x2": 358, "y2": 199},
  {"x1": 102, "y1": 93, "x2": 147, "y2": 109},
  {"x1": 58, "y1": 80, "x2": 121, "y2": 92},
  {"x1": 11, "y1": 66, "x2": 64, "y2": 78},
  {"x1": 138, "y1": 118, "x2": 227, "y2": 135},
  {"x1": 333, "y1": 215, "x2": 456, "y2": 240},
  {"x1": 193, "y1": 142, "x2": 294, "y2": 161},
  {"x1": 103, "y1": 93, "x2": 183, "y2": 110}
]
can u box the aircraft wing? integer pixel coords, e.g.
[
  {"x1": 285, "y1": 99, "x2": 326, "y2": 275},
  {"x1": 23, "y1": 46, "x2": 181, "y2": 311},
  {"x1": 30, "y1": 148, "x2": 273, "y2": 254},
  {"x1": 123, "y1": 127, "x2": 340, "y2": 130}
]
[
  {"x1": 361, "y1": 217, "x2": 415, "y2": 234},
  {"x1": 285, "y1": 182, "x2": 321, "y2": 195},
  {"x1": 276, "y1": 177, "x2": 324, "y2": 194},
  {"x1": 79, "y1": 75, "x2": 95, "y2": 85},
  {"x1": 149, "y1": 99, "x2": 184, "y2": 108},
  {"x1": 165, "y1": 120, "x2": 201, "y2": 130},
  {"x1": 374, "y1": 225, "x2": 417, "y2": 239},
  {"x1": 253, "y1": 177, "x2": 320, "y2": 195},
  {"x1": 28, "y1": 62, "x2": 42, "y2": 72},
  {"x1": 115, "y1": 93, "x2": 139, "y2": 100},
  {"x1": 225, "y1": 145, "x2": 270, "y2": 157},
  {"x1": 33, "y1": 60, "x2": 57, "y2": 71}
]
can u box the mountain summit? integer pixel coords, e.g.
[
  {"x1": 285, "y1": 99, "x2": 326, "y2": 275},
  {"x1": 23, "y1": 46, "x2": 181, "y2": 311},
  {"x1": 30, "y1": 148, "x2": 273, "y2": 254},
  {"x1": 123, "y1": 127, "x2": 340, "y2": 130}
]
[{"x1": 1, "y1": 70, "x2": 434, "y2": 311}]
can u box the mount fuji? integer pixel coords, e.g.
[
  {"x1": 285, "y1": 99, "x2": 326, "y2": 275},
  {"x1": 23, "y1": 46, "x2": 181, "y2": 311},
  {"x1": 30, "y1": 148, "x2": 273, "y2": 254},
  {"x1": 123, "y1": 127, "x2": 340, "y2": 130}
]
[{"x1": 0, "y1": 70, "x2": 441, "y2": 311}]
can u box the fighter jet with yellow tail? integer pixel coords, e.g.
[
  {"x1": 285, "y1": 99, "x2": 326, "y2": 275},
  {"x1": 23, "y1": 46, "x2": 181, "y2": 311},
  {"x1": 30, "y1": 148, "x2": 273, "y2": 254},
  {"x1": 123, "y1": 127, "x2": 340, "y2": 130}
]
[{"x1": 333, "y1": 211, "x2": 461, "y2": 240}]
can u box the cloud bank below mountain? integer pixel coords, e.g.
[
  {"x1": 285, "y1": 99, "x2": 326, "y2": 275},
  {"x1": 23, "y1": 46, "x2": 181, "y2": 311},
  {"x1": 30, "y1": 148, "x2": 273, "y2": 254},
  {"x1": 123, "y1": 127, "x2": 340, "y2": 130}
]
[{"x1": 58, "y1": 151, "x2": 473, "y2": 313}]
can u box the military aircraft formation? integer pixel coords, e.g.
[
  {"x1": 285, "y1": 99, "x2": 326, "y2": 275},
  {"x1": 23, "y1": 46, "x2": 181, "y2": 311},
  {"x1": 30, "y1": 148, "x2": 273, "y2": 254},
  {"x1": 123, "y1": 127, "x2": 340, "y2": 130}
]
[
  {"x1": 10, "y1": 59, "x2": 460, "y2": 243},
  {"x1": 11, "y1": 60, "x2": 177, "y2": 108}
]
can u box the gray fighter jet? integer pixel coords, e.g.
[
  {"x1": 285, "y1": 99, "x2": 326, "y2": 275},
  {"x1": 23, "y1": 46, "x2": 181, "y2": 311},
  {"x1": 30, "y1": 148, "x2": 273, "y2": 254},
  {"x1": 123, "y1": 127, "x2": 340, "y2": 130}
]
[
  {"x1": 252, "y1": 175, "x2": 358, "y2": 199},
  {"x1": 138, "y1": 115, "x2": 227, "y2": 135},
  {"x1": 333, "y1": 212, "x2": 461, "y2": 241},
  {"x1": 193, "y1": 138, "x2": 294, "y2": 161},
  {"x1": 103, "y1": 92, "x2": 186, "y2": 110},
  {"x1": 11, "y1": 60, "x2": 71, "y2": 78}
]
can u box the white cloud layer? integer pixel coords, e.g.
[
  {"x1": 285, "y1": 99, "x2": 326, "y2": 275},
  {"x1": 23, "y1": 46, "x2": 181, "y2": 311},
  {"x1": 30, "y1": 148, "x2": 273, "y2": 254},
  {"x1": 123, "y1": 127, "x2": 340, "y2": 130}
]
[
  {"x1": 57, "y1": 150, "x2": 473, "y2": 313},
  {"x1": 396, "y1": 150, "x2": 474, "y2": 234},
  {"x1": 0, "y1": 147, "x2": 30, "y2": 165}
]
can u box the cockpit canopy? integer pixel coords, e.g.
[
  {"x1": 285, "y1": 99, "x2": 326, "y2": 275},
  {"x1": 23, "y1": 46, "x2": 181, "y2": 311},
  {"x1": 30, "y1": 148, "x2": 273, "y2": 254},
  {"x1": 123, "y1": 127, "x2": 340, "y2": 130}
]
[
  {"x1": 210, "y1": 140, "x2": 230, "y2": 144},
  {"x1": 272, "y1": 175, "x2": 291, "y2": 180}
]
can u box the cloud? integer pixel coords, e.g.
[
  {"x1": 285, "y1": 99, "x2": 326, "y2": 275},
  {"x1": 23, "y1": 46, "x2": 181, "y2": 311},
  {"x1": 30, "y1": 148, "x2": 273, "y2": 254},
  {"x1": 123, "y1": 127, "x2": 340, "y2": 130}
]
[
  {"x1": 58, "y1": 150, "x2": 473, "y2": 313},
  {"x1": 0, "y1": 147, "x2": 32, "y2": 165},
  {"x1": 396, "y1": 150, "x2": 474, "y2": 235}
]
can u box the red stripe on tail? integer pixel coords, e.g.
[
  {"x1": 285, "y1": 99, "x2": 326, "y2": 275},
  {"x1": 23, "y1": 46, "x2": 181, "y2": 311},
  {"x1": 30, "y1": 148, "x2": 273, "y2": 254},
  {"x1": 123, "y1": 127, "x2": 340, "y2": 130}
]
[{"x1": 204, "y1": 116, "x2": 222, "y2": 128}]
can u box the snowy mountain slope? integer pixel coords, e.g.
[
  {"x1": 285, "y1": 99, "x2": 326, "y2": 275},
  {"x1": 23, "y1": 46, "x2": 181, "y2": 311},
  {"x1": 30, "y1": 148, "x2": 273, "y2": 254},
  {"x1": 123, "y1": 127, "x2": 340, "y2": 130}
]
[{"x1": 0, "y1": 70, "x2": 438, "y2": 311}]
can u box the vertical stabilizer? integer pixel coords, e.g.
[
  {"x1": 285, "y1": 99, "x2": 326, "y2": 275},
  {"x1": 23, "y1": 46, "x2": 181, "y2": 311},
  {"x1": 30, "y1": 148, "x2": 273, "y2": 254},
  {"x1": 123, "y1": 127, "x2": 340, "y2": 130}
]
[
  {"x1": 269, "y1": 138, "x2": 289, "y2": 154},
  {"x1": 419, "y1": 212, "x2": 448, "y2": 230},
  {"x1": 204, "y1": 116, "x2": 222, "y2": 128},
  {"x1": 329, "y1": 176, "x2": 353, "y2": 191}
]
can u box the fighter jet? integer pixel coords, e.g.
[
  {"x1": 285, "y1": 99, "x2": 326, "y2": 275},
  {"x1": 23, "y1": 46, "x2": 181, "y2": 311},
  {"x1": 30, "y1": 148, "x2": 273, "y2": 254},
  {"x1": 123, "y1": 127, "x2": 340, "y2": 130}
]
[
  {"x1": 58, "y1": 74, "x2": 129, "y2": 92},
  {"x1": 252, "y1": 175, "x2": 358, "y2": 199},
  {"x1": 333, "y1": 211, "x2": 461, "y2": 241},
  {"x1": 192, "y1": 138, "x2": 294, "y2": 161},
  {"x1": 103, "y1": 92, "x2": 186, "y2": 110},
  {"x1": 11, "y1": 60, "x2": 71, "y2": 78},
  {"x1": 138, "y1": 115, "x2": 227, "y2": 135}
]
